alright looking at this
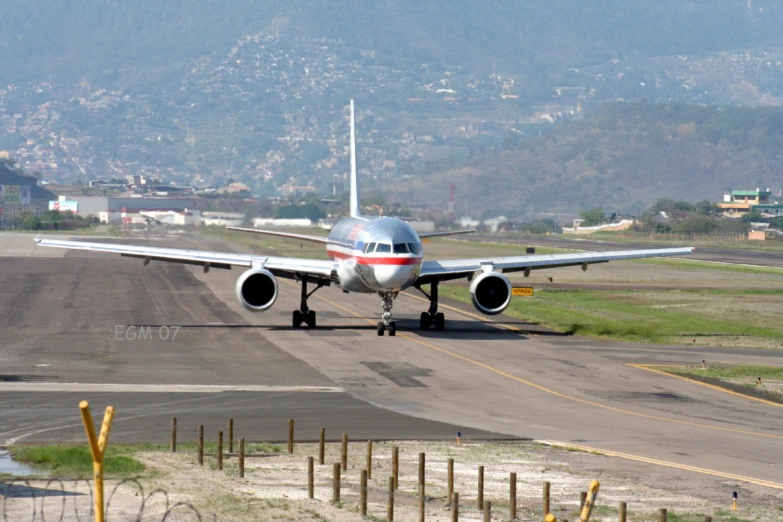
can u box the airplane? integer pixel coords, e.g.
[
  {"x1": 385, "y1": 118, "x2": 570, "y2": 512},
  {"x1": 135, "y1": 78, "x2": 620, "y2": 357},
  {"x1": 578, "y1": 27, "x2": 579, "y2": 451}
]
[{"x1": 35, "y1": 100, "x2": 694, "y2": 336}]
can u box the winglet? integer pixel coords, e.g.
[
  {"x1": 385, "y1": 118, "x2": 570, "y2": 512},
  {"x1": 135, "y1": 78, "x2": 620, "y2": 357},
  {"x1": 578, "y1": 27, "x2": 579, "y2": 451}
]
[{"x1": 349, "y1": 99, "x2": 360, "y2": 218}]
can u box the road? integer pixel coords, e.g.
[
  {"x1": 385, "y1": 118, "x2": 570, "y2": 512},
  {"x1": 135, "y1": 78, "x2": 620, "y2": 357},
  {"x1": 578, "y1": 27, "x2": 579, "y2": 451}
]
[{"x1": 1, "y1": 231, "x2": 782, "y2": 507}]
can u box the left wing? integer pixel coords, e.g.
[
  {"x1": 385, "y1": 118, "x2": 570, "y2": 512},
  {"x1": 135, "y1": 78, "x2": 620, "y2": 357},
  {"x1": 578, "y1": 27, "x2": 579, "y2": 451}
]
[
  {"x1": 226, "y1": 227, "x2": 329, "y2": 244},
  {"x1": 416, "y1": 247, "x2": 694, "y2": 284},
  {"x1": 34, "y1": 238, "x2": 336, "y2": 280}
]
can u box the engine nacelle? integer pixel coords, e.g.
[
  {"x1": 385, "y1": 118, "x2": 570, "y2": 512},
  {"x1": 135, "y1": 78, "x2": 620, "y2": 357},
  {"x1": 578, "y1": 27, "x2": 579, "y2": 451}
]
[
  {"x1": 470, "y1": 271, "x2": 512, "y2": 315},
  {"x1": 235, "y1": 269, "x2": 278, "y2": 312}
]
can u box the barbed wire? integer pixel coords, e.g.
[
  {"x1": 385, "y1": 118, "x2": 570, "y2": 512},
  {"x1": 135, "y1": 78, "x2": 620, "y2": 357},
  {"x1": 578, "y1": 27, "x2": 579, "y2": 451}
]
[{"x1": 2, "y1": 478, "x2": 205, "y2": 522}]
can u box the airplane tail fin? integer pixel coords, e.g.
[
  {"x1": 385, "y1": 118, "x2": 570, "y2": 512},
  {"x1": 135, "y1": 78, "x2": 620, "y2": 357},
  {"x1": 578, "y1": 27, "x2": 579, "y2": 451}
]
[{"x1": 349, "y1": 99, "x2": 360, "y2": 218}]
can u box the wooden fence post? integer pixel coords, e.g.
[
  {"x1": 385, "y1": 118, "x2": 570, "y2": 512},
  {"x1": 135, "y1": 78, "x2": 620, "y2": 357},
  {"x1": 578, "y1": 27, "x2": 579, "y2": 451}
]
[
  {"x1": 477, "y1": 465, "x2": 484, "y2": 510},
  {"x1": 544, "y1": 481, "x2": 550, "y2": 515},
  {"x1": 171, "y1": 418, "x2": 177, "y2": 453},
  {"x1": 341, "y1": 433, "x2": 348, "y2": 471},
  {"x1": 510, "y1": 472, "x2": 517, "y2": 520},
  {"x1": 483, "y1": 500, "x2": 491, "y2": 522},
  {"x1": 387, "y1": 476, "x2": 394, "y2": 521},
  {"x1": 659, "y1": 508, "x2": 667, "y2": 522},
  {"x1": 392, "y1": 446, "x2": 399, "y2": 490},
  {"x1": 228, "y1": 418, "x2": 234, "y2": 453},
  {"x1": 366, "y1": 440, "x2": 373, "y2": 479},
  {"x1": 451, "y1": 492, "x2": 459, "y2": 522},
  {"x1": 197, "y1": 425, "x2": 203, "y2": 465},
  {"x1": 333, "y1": 462, "x2": 341, "y2": 502},
  {"x1": 217, "y1": 430, "x2": 223, "y2": 470},
  {"x1": 288, "y1": 419, "x2": 294, "y2": 454},
  {"x1": 307, "y1": 456, "x2": 314, "y2": 499},
  {"x1": 447, "y1": 458, "x2": 454, "y2": 503},
  {"x1": 580, "y1": 491, "x2": 587, "y2": 510},
  {"x1": 360, "y1": 469, "x2": 367, "y2": 515},
  {"x1": 238, "y1": 437, "x2": 245, "y2": 478},
  {"x1": 319, "y1": 427, "x2": 325, "y2": 465},
  {"x1": 418, "y1": 452, "x2": 426, "y2": 499},
  {"x1": 619, "y1": 501, "x2": 626, "y2": 522}
]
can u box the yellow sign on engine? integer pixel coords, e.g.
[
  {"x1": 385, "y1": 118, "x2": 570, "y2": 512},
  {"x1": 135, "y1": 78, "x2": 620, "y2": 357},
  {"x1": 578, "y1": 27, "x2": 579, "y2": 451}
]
[{"x1": 512, "y1": 287, "x2": 534, "y2": 296}]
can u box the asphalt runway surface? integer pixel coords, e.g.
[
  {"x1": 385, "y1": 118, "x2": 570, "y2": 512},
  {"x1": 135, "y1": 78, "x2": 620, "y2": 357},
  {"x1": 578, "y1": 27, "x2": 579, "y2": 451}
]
[
  {"x1": 2, "y1": 231, "x2": 783, "y2": 504},
  {"x1": 468, "y1": 233, "x2": 783, "y2": 268}
]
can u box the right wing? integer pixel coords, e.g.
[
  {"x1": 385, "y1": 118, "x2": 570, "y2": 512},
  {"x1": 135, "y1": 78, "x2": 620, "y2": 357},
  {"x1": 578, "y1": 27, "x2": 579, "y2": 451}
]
[
  {"x1": 419, "y1": 230, "x2": 476, "y2": 239},
  {"x1": 226, "y1": 227, "x2": 329, "y2": 244},
  {"x1": 417, "y1": 247, "x2": 694, "y2": 284},
  {"x1": 34, "y1": 238, "x2": 336, "y2": 281}
]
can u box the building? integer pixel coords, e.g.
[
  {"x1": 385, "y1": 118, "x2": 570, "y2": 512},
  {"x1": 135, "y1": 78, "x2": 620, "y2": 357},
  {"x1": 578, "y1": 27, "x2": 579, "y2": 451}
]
[
  {"x1": 202, "y1": 212, "x2": 245, "y2": 227},
  {"x1": 717, "y1": 188, "x2": 783, "y2": 217},
  {"x1": 59, "y1": 196, "x2": 193, "y2": 222}
]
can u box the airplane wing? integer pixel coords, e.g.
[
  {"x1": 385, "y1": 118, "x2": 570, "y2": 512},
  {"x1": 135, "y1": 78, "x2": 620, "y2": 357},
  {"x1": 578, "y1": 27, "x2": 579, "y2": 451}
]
[
  {"x1": 226, "y1": 227, "x2": 329, "y2": 244},
  {"x1": 34, "y1": 238, "x2": 336, "y2": 280},
  {"x1": 416, "y1": 247, "x2": 694, "y2": 284},
  {"x1": 419, "y1": 230, "x2": 476, "y2": 239}
]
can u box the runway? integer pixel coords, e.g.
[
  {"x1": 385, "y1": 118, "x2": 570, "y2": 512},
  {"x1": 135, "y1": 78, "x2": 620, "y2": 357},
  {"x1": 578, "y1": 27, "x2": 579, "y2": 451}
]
[{"x1": 1, "y1": 231, "x2": 782, "y2": 505}]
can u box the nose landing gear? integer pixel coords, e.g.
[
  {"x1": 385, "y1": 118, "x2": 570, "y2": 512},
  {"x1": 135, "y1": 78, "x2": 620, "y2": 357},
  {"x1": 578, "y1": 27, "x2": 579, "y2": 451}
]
[{"x1": 377, "y1": 291, "x2": 398, "y2": 336}]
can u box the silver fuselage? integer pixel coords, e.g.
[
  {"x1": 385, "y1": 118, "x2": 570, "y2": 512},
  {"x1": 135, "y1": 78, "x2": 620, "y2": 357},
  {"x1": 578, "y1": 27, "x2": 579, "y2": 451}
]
[{"x1": 326, "y1": 217, "x2": 423, "y2": 293}]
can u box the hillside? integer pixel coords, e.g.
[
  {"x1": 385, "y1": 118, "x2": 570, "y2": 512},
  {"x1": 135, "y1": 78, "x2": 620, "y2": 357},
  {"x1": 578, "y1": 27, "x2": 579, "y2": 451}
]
[
  {"x1": 3, "y1": 1, "x2": 783, "y2": 88},
  {"x1": 388, "y1": 103, "x2": 783, "y2": 218},
  {"x1": 3, "y1": 2, "x2": 783, "y2": 195}
]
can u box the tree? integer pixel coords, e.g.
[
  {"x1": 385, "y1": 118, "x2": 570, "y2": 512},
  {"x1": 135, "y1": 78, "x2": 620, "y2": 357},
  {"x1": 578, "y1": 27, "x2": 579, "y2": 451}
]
[{"x1": 580, "y1": 207, "x2": 604, "y2": 226}]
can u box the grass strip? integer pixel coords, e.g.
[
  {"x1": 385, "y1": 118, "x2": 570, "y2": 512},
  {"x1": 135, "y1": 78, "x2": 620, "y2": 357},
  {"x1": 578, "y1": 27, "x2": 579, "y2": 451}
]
[
  {"x1": 653, "y1": 366, "x2": 783, "y2": 405},
  {"x1": 8, "y1": 442, "x2": 284, "y2": 478},
  {"x1": 439, "y1": 285, "x2": 783, "y2": 344},
  {"x1": 9, "y1": 445, "x2": 144, "y2": 478}
]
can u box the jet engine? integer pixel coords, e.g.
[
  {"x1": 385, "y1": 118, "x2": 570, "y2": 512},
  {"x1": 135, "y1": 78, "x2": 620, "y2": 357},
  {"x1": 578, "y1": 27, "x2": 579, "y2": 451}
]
[
  {"x1": 235, "y1": 269, "x2": 278, "y2": 312},
  {"x1": 469, "y1": 271, "x2": 512, "y2": 315}
]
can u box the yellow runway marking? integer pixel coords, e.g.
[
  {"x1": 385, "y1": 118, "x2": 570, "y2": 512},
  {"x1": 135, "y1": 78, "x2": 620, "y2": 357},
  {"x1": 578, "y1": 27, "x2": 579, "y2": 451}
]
[
  {"x1": 279, "y1": 280, "x2": 783, "y2": 487},
  {"x1": 300, "y1": 286, "x2": 783, "y2": 442},
  {"x1": 537, "y1": 440, "x2": 783, "y2": 490},
  {"x1": 629, "y1": 364, "x2": 783, "y2": 408}
]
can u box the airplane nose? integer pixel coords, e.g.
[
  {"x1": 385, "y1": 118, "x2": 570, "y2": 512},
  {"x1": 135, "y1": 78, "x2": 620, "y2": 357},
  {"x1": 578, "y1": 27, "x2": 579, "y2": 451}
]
[{"x1": 373, "y1": 264, "x2": 416, "y2": 290}]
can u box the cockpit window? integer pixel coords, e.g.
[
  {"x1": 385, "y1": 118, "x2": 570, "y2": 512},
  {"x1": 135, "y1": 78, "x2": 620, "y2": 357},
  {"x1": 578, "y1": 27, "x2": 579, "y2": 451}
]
[
  {"x1": 393, "y1": 243, "x2": 410, "y2": 254},
  {"x1": 363, "y1": 242, "x2": 376, "y2": 254},
  {"x1": 407, "y1": 243, "x2": 420, "y2": 255},
  {"x1": 375, "y1": 243, "x2": 391, "y2": 253}
]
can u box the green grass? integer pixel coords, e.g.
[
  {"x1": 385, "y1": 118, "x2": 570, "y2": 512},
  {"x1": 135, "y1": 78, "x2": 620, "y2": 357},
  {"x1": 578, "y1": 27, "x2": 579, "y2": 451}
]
[
  {"x1": 636, "y1": 256, "x2": 783, "y2": 275},
  {"x1": 9, "y1": 445, "x2": 144, "y2": 478},
  {"x1": 439, "y1": 285, "x2": 783, "y2": 344}
]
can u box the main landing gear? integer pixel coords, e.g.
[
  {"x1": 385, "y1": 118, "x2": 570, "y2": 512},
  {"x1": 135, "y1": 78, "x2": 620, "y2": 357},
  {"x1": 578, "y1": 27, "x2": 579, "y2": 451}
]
[
  {"x1": 292, "y1": 277, "x2": 326, "y2": 329},
  {"x1": 416, "y1": 281, "x2": 445, "y2": 331},
  {"x1": 376, "y1": 291, "x2": 398, "y2": 336}
]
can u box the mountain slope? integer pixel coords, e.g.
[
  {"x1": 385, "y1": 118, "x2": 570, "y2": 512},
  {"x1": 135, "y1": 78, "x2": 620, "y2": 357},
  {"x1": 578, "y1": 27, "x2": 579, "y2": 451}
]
[
  {"x1": 3, "y1": 1, "x2": 783, "y2": 87},
  {"x1": 389, "y1": 103, "x2": 783, "y2": 218}
]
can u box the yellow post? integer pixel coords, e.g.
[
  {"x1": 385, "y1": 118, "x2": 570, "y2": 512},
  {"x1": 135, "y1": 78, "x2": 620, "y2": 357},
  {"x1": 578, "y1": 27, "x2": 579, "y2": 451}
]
[
  {"x1": 79, "y1": 401, "x2": 115, "y2": 522},
  {"x1": 545, "y1": 514, "x2": 558, "y2": 522},
  {"x1": 579, "y1": 480, "x2": 600, "y2": 522}
]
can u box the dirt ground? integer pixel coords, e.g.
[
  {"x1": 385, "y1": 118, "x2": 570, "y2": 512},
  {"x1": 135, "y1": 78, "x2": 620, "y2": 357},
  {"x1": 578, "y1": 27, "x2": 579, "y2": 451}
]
[{"x1": 3, "y1": 441, "x2": 777, "y2": 521}]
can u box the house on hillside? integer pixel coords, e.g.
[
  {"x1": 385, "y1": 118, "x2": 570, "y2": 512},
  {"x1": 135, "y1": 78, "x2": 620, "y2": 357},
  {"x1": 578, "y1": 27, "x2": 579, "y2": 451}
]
[{"x1": 717, "y1": 188, "x2": 783, "y2": 218}]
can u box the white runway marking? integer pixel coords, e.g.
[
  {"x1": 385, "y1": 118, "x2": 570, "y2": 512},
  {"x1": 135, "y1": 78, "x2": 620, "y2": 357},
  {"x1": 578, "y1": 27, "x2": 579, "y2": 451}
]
[{"x1": 0, "y1": 383, "x2": 345, "y2": 393}]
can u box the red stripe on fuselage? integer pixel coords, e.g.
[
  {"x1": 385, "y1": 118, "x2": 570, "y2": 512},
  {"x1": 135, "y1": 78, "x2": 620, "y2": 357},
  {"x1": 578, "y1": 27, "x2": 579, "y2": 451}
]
[{"x1": 327, "y1": 249, "x2": 422, "y2": 266}]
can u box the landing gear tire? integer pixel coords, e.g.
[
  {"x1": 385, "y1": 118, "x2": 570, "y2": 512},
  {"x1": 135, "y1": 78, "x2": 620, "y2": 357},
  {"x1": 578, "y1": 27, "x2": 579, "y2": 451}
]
[
  {"x1": 434, "y1": 312, "x2": 445, "y2": 331},
  {"x1": 306, "y1": 310, "x2": 316, "y2": 329},
  {"x1": 377, "y1": 322, "x2": 385, "y2": 336},
  {"x1": 388, "y1": 322, "x2": 397, "y2": 336},
  {"x1": 420, "y1": 312, "x2": 432, "y2": 330},
  {"x1": 292, "y1": 310, "x2": 302, "y2": 329}
]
